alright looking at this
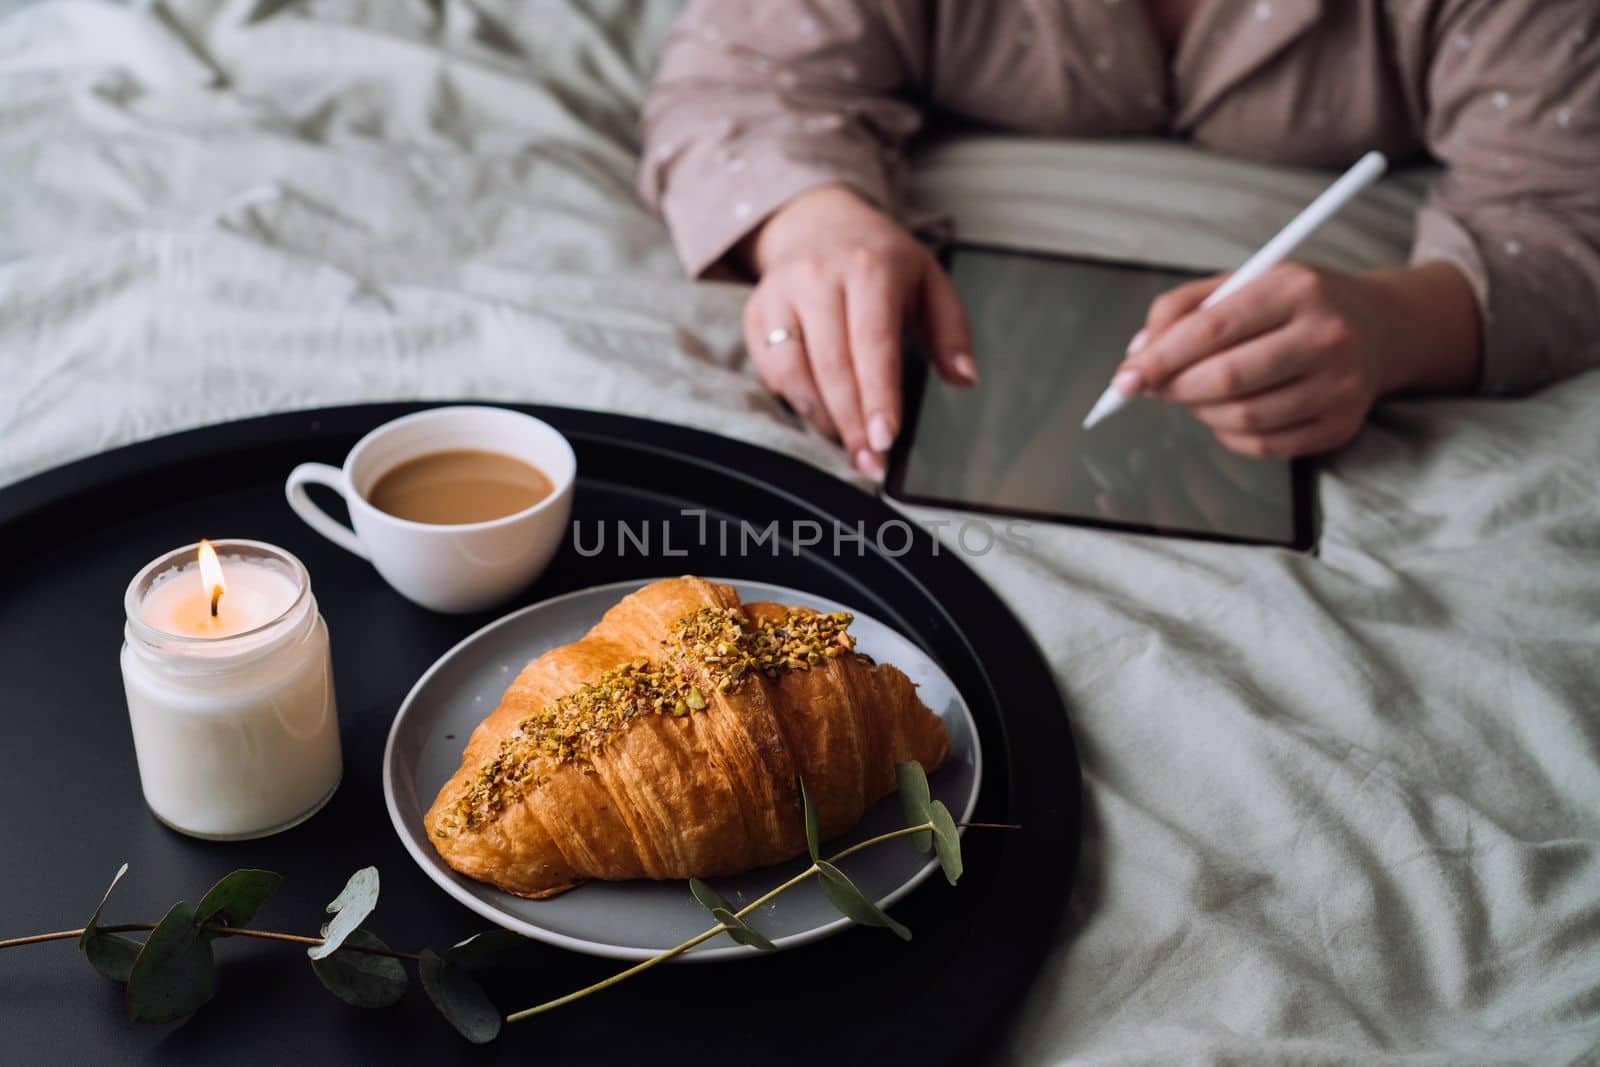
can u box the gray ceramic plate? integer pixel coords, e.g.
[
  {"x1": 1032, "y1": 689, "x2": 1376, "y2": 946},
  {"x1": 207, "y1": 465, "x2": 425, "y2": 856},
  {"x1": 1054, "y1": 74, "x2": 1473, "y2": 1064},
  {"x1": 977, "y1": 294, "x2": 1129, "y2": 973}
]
[{"x1": 383, "y1": 578, "x2": 983, "y2": 962}]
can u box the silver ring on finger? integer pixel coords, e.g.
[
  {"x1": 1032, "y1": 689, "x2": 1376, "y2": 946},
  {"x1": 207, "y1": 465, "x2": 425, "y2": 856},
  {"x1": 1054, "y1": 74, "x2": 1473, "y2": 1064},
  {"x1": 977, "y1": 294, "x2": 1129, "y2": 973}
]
[{"x1": 766, "y1": 326, "x2": 801, "y2": 349}]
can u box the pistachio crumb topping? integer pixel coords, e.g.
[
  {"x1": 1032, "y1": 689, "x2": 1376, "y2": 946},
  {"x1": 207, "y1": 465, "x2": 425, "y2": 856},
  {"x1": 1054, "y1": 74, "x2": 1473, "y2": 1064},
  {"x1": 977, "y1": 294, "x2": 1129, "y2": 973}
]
[{"x1": 440, "y1": 606, "x2": 857, "y2": 833}]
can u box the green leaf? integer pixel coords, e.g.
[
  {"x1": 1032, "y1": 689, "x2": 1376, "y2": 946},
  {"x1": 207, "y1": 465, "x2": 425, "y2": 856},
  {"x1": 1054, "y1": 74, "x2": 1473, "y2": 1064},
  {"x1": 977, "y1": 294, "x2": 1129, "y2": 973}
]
[
  {"x1": 310, "y1": 929, "x2": 408, "y2": 1008},
  {"x1": 86, "y1": 931, "x2": 143, "y2": 983},
  {"x1": 896, "y1": 761, "x2": 934, "y2": 853},
  {"x1": 814, "y1": 860, "x2": 910, "y2": 941},
  {"x1": 709, "y1": 906, "x2": 776, "y2": 951},
  {"x1": 308, "y1": 867, "x2": 379, "y2": 961},
  {"x1": 420, "y1": 948, "x2": 502, "y2": 1044},
  {"x1": 800, "y1": 777, "x2": 821, "y2": 861},
  {"x1": 928, "y1": 800, "x2": 963, "y2": 885},
  {"x1": 445, "y1": 930, "x2": 539, "y2": 972},
  {"x1": 126, "y1": 901, "x2": 216, "y2": 1023},
  {"x1": 79, "y1": 863, "x2": 129, "y2": 950},
  {"x1": 688, "y1": 879, "x2": 775, "y2": 950},
  {"x1": 687, "y1": 877, "x2": 732, "y2": 914},
  {"x1": 195, "y1": 869, "x2": 282, "y2": 934},
  {"x1": 79, "y1": 862, "x2": 141, "y2": 982}
]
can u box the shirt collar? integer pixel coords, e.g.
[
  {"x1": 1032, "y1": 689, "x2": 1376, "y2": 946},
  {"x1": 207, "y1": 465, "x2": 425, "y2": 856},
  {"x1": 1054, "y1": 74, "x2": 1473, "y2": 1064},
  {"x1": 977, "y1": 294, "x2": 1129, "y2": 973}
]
[{"x1": 1172, "y1": 0, "x2": 1324, "y2": 126}]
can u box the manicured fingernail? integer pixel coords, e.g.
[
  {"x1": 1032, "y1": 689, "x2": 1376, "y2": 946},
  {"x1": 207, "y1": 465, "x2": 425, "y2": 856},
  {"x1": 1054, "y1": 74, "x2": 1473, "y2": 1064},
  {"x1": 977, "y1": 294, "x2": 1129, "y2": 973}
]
[
  {"x1": 1113, "y1": 368, "x2": 1144, "y2": 395},
  {"x1": 951, "y1": 353, "x2": 979, "y2": 385},
  {"x1": 867, "y1": 413, "x2": 895, "y2": 453},
  {"x1": 855, "y1": 449, "x2": 886, "y2": 479},
  {"x1": 1127, "y1": 329, "x2": 1150, "y2": 356}
]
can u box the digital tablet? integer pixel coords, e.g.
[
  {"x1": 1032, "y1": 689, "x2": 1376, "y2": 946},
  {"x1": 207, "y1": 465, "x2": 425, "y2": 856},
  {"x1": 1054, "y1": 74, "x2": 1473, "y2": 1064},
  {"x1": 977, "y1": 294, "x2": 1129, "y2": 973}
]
[{"x1": 884, "y1": 244, "x2": 1316, "y2": 549}]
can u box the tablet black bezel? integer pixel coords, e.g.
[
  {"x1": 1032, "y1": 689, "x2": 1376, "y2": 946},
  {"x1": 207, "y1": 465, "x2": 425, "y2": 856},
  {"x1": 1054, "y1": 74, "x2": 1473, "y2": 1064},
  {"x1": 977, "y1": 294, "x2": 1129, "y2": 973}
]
[{"x1": 882, "y1": 241, "x2": 1319, "y2": 552}]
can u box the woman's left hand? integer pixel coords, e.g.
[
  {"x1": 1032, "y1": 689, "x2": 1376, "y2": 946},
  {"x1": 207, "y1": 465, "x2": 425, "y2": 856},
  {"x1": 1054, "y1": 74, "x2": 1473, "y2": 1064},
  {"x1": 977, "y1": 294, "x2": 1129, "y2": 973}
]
[{"x1": 1114, "y1": 261, "x2": 1481, "y2": 459}]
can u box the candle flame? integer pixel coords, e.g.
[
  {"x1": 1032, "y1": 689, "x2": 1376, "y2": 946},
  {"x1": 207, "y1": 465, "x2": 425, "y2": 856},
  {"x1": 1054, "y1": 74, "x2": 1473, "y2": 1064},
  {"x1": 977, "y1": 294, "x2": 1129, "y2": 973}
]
[{"x1": 198, "y1": 539, "x2": 227, "y2": 617}]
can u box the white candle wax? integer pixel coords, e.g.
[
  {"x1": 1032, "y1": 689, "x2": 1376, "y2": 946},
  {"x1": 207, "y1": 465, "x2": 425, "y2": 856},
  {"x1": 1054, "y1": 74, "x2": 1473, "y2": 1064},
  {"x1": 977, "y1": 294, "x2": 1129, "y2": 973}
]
[
  {"x1": 140, "y1": 553, "x2": 298, "y2": 639},
  {"x1": 121, "y1": 541, "x2": 342, "y2": 840}
]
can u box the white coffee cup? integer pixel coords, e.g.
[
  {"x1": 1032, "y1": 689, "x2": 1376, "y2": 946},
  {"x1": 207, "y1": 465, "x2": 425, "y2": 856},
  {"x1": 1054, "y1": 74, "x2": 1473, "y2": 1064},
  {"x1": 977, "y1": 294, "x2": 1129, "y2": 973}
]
[{"x1": 285, "y1": 406, "x2": 576, "y2": 614}]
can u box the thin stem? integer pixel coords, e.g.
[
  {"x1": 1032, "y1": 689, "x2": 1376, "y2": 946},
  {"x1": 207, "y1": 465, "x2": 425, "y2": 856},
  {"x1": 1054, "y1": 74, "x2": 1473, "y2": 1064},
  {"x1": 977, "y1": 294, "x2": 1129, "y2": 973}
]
[
  {"x1": 503, "y1": 922, "x2": 730, "y2": 1022},
  {"x1": 825, "y1": 823, "x2": 937, "y2": 865},
  {"x1": 0, "y1": 923, "x2": 421, "y2": 963},
  {"x1": 505, "y1": 859, "x2": 826, "y2": 1024},
  {"x1": 724, "y1": 864, "x2": 820, "y2": 922},
  {"x1": 211, "y1": 927, "x2": 422, "y2": 962},
  {"x1": 0, "y1": 924, "x2": 153, "y2": 950},
  {"x1": 505, "y1": 820, "x2": 940, "y2": 1026}
]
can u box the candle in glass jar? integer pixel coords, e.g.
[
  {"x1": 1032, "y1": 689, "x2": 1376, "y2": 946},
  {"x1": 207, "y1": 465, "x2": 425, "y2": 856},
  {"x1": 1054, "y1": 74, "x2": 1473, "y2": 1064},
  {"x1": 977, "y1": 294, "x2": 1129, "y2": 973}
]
[
  {"x1": 140, "y1": 540, "x2": 299, "y2": 638},
  {"x1": 121, "y1": 540, "x2": 342, "y2": 840}
]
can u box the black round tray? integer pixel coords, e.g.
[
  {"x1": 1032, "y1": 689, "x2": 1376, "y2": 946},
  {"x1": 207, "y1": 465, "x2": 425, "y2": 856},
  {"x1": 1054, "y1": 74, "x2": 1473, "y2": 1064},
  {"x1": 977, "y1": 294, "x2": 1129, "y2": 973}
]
[{"x1": 0, "y1": 404, "x2": 1079, "y2": 1065}]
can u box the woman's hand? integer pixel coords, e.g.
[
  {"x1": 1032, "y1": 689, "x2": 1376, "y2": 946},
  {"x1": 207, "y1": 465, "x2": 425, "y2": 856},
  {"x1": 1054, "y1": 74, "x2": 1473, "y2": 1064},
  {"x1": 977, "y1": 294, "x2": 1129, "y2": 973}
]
[
  {"x1": 1114, "y1": 261, "x2": 1482, "y2": 459},
  {"x1": 740, "y1": 185, "x2": 977, "y2": 477}
]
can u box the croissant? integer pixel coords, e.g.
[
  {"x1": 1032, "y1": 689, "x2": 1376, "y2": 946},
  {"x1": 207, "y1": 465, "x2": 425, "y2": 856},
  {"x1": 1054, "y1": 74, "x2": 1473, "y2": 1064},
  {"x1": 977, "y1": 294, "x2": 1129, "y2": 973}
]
[{"x1": 425, "y1": 576, "x2": 950, "y2": 898}]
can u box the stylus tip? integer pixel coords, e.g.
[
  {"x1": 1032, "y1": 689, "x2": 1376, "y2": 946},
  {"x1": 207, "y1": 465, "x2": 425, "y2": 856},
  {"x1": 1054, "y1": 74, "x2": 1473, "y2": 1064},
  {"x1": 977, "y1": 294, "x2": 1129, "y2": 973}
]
[{"x1": 1082, "y1": 385, "x2": 1129, "y2": 430}]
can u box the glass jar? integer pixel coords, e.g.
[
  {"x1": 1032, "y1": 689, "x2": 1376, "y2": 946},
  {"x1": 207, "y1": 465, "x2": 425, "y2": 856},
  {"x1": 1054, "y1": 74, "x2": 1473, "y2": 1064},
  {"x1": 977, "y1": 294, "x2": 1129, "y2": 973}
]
[{"x1": 121, "y1": 540, "x2": 342, "y2": 840}]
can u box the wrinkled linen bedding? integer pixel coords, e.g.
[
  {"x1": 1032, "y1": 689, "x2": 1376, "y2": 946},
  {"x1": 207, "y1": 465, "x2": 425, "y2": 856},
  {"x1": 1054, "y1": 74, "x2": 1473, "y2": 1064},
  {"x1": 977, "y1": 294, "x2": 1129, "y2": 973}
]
[{"x1": 2, "y1": 2, "x2": 1597, "y2": 1064}]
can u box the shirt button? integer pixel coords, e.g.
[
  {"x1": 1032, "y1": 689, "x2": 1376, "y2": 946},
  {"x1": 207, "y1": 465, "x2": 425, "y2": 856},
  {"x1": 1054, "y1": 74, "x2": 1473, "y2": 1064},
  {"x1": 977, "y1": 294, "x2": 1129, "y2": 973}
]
[
  {"x1": 733, "y1": 201, "x2": 753, "y2": 220},
  {"x1": 1254, "y1": 2, "x2": 1272, "y2": 20}
]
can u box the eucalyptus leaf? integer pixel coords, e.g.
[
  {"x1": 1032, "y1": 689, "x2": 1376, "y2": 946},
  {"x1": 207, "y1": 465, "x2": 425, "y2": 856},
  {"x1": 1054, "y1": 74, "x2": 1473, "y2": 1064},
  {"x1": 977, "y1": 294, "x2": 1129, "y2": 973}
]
[
  {"x1": 85, "y1": 932, "x2": 143, "y2": 983},
  {"x1": 79, "y1": 862, "x2": 141, "y2": 982},
  {"x1": 420, "y1": 948, "x2": 502, "y2": 1044},
  {"x1": 79, "y1": 863, "x2": 129, "y2": 950},
  {"x1": 445, "y1": 929, "x2": 540, "y2": 972},
  {"x1": 310, "y1": 929, "x2": 408, "y2": 1008},
  {"x1": 688, "y1": 878, "x2": 733, "y2": 914},
  {"x1": 195, "y1": 869, "x2": 282, "y2": 934},
  {"x1": 800, "y1": 777, "x2": 821, "y2": 861},
  {"x1": 307, "y1": 867, "x2": 379, "y2": 961},
  {"x1": 709, "y1": 907, "x2": 776, "y2": 951},
  {"x1": 895, "y1": 761, "x2": 934, "y2": 853},
  {"x1": 928, "y1": 800, "x2": 963, "y2": 885},
  {"x1": 814, "y1": 860, "x2": 911, "y2": 941},
  {"x1": 126, "y1": 901, "x2": 216, "y2": 1023},
  {"x1": 688, "y1": 880, "x2": 775, "y2": 949}
]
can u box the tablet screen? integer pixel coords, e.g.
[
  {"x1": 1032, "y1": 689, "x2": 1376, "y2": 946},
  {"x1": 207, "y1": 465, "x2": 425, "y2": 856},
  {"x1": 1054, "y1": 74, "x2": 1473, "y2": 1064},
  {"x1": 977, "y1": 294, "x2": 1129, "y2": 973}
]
[{"x1": 886, "y1": 245, "x2": 1312, "y2": 548}]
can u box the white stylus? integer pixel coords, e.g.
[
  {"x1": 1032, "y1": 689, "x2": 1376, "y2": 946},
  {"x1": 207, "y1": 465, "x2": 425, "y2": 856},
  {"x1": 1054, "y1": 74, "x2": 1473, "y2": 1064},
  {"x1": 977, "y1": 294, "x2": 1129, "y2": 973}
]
[{"x1": 1081, "y1": 150, "x2": 1389, "y2": 430}]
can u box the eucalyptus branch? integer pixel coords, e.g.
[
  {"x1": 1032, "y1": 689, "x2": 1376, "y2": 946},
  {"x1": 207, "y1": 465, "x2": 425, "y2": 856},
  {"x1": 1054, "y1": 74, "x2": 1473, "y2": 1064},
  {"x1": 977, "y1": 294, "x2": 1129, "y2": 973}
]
[
  {"x1": 503, "y1": 827, "x2": 925, "y2": 1024},
  {"x1": 0, "y1": 922, "x2": 421, "y2": 961},
  {"x1": 0, "y1": 761, "x2": 1002, "y2": 1046},
  {"x1": 505, "y1": 764, "x2": 1002, "y2": 1027}
]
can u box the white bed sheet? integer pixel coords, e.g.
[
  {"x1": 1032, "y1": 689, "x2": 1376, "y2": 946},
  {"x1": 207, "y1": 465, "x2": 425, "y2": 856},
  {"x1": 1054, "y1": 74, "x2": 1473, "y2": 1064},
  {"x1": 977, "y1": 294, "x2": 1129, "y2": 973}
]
[{"x1": 2, "y1": 3, "x2": 1597, "y2": 1063}]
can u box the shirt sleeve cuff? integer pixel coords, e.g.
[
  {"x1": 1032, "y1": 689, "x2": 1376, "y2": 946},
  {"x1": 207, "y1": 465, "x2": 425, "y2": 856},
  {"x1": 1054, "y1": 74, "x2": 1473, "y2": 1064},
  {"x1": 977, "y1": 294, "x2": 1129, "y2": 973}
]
[
  {"x1": 1409, "y1": 205, "x2": 1495, "y2": 391},
  {"x1": 659, "y1": 151, "x2": 896, "y2": 279}
]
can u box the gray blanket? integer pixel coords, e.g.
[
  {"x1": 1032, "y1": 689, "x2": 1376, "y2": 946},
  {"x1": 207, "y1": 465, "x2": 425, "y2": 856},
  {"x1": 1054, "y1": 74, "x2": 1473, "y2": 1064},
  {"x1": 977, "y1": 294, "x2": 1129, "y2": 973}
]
[{"x1": 2, "y1": 2, "x2": 1597, "y2": 1063}]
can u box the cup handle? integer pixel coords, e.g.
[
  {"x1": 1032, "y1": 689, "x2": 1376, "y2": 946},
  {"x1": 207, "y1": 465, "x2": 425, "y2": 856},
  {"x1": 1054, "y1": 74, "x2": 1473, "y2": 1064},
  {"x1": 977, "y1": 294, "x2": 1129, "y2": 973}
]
[{"x1": 285, "y1": 463, "x2": 369, "y2": 560}]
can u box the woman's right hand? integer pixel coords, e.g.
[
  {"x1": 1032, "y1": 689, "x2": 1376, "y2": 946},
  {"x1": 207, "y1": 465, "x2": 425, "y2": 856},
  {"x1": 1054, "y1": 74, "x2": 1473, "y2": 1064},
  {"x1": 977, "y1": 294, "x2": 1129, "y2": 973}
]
[{"x1": 740, "y1": 185, "x2": 977, "y2": 477}]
